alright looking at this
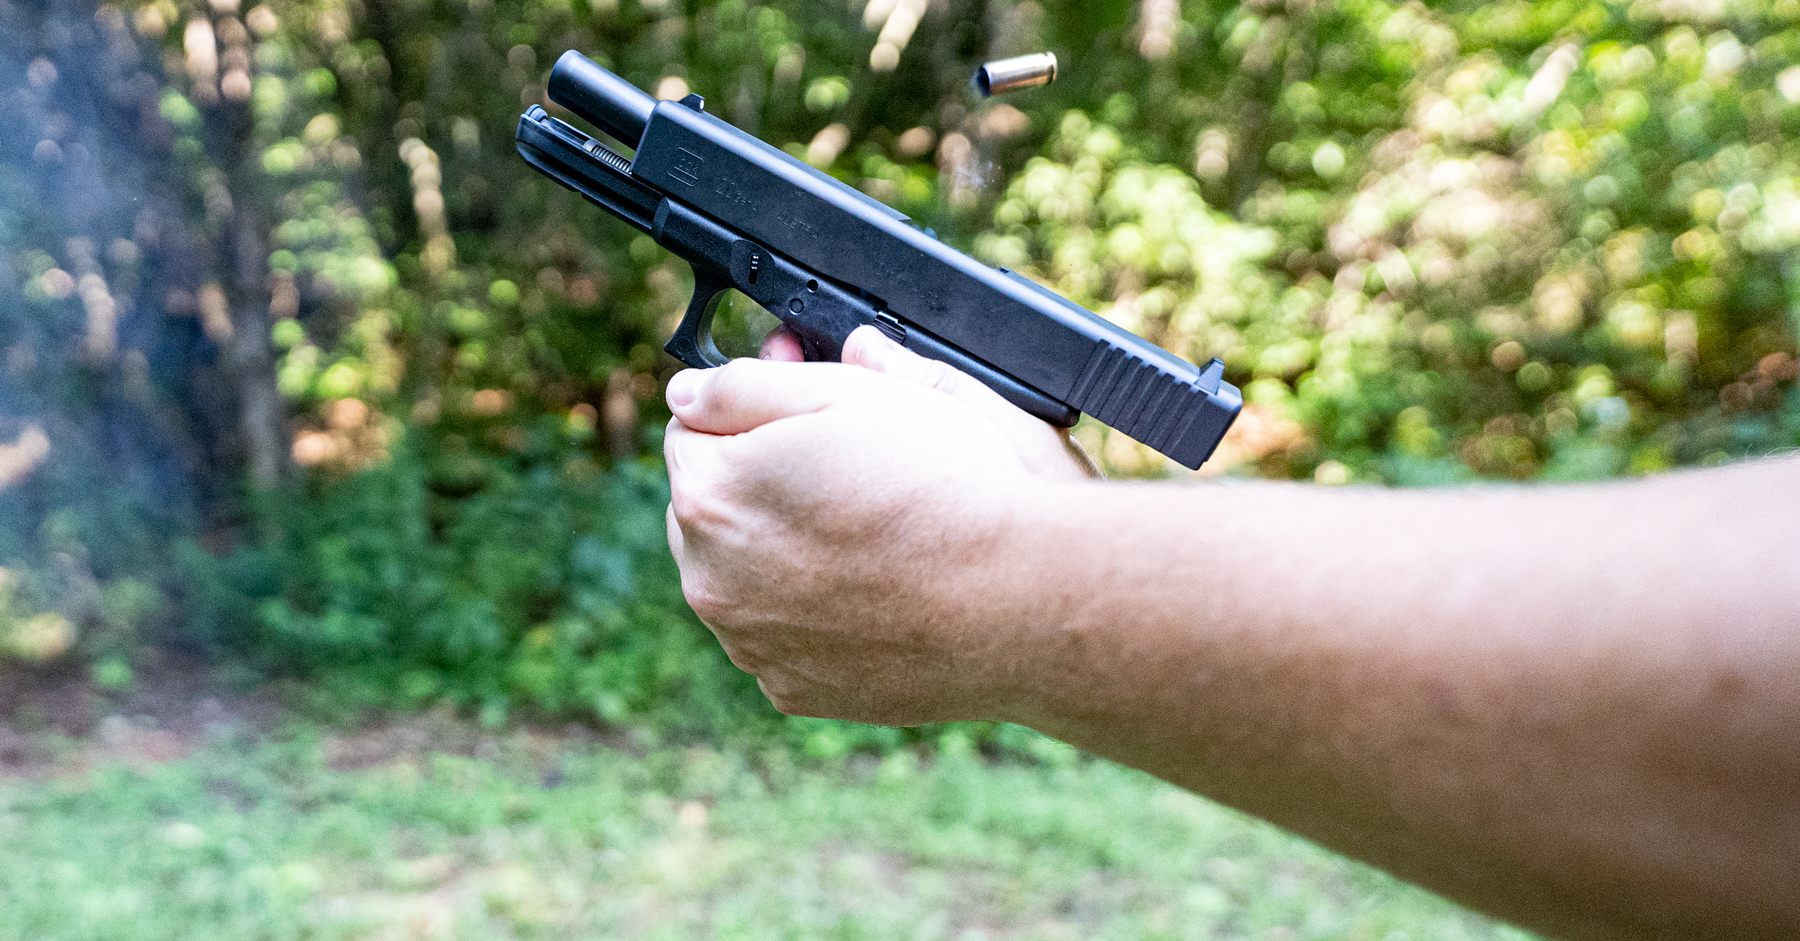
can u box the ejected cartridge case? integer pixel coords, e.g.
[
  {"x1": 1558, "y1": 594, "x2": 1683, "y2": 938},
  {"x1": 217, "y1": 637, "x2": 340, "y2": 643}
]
[{"x1": 972, "y1": 52, "x2": 1058, "y2": 98}]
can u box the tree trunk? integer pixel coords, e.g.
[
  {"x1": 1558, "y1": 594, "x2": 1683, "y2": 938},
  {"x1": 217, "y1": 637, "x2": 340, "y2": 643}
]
[{"x1": 199, "y1": 7, "x2": 288, "y2": 486}]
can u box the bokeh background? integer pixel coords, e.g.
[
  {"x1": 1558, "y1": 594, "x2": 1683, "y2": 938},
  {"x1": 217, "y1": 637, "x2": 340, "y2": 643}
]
[{"x1": 0, "y1": 0, "x2": 1795, "y2": 936}]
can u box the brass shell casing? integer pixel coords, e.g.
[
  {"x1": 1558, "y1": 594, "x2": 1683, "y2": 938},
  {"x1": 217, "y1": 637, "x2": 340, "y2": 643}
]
[{"x1": 972, "y1": 52, "x2": 1058, "y2": 98}]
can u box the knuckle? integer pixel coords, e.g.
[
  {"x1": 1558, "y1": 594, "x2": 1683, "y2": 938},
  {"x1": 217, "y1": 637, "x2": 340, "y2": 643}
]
[
  {"x1": 668, "y1": 475, "x2": 732, "y2": 530},
  {"x1": 916, "y1": 358, "x2": 961, "y2": 395},
  {"x1": 716, "y1": 640, "x2": 763, "y2": 676},
  {"x1": 682, "y1": 578, "x2": 733, "y2": 625},
  {"x1": 768, "y1": 696, "x2": 807, "y2": 717},
  {"x1": 668, "y1": 485, "x2": 703, "y2": 526},
  {"x1": 760, "y1": 680, "x2": 822, "y2": 719},
  {"x1": 662, "y1": 418, "x2": 688, "y2": 468},
  {"x1": 708, "y1": 359, "x2": 754, "y2": 406}
]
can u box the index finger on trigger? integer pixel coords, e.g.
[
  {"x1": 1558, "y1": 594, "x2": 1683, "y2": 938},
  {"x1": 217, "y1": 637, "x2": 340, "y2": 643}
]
[{"x1": 760, "y1": 327, "x2": 805, "y2": 362}]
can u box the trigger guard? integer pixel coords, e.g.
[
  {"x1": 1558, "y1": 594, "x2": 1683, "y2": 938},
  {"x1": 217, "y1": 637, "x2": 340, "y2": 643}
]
[
  {"x1": 795, "y1": 331, "x2": 830, "y2": 362},
  {"x1": 664, "y1": 268, "x2": 733, "y2": 368}
]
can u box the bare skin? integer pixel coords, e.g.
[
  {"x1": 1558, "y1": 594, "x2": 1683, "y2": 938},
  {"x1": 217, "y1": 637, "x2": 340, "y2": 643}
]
[{"x1": 664, "y1": 325, "x2": 1800, "y2": 941}]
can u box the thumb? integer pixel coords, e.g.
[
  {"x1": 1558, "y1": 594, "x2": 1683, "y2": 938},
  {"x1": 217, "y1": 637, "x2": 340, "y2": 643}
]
[
  {"x1": 843, "y1": 325, "x2": 1036, "y2": 432},
  {"x1": 666, "y1": 358, "x2": 881, "y2": 436},
  {"x1": 843, "y1": 325, "x2": 1101, "y2": 481}
]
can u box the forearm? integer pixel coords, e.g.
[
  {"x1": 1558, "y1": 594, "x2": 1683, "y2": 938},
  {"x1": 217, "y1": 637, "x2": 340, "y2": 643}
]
[
  {"x1": 992, "y1": 462, "x2": 1800, "y2": 941},
  {"x1": 661, "y1": 346, "x2": 1799, "y2": 939}
]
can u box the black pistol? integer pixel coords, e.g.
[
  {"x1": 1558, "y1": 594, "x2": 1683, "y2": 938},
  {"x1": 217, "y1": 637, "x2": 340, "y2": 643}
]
[{"x1": 516, "y1": 51, "x2": 1241, "y2": 469}]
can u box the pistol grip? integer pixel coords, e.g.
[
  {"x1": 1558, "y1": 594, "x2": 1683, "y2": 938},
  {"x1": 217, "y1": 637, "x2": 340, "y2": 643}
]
[{"x1": 663, "y1": 265, "x2": 734, "y2": 369}]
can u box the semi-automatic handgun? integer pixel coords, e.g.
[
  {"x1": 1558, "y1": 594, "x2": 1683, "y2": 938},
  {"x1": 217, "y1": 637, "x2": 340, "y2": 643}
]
[{"x1": 516, "y1": 51, "x2": 1241, "y2": 468}]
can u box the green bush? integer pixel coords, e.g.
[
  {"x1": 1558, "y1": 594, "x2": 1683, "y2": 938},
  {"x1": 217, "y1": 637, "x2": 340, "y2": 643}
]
[{"x1": 198, "y1": 439, "x2": 762, "y2": 731}]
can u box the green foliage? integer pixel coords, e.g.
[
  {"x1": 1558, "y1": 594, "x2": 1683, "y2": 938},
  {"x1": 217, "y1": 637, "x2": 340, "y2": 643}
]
[
  {"x1": 0, "y1": 729, "x2": 1537, "y2": 939},
  {"x1": 3, "y1": 0, "x2": 1798, "y2": 729},
  {"x1": 200, "y1": 443, "x2": 764, "y2": 732},
  {"x1": 969, "y1": 0, "x2": 1800, "y2": 480}
]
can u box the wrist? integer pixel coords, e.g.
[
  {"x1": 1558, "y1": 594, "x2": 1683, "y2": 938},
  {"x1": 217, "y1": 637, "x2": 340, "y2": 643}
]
[
  {"x1": 981, "y1": 480, "x2": 1238, "y2": 740},
  {"x1": 968, "y1": 477, "x2": 1125, "y2": 727}
]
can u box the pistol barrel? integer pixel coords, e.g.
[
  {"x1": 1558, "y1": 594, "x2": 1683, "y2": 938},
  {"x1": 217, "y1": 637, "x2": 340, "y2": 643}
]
[{"x1": 547, "y1": 51, "x2": 656, "y2": 148}]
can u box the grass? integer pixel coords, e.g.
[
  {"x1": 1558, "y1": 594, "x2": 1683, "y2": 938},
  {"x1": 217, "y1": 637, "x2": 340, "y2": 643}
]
[{"x1": 0, "y1": 714, "x2": 1538, "y2": 941}]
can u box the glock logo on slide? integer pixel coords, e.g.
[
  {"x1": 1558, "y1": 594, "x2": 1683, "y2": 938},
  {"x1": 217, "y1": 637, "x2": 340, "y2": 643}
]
[{"x1": 669, "y1": 148, "x2": 702, "y2": 186}]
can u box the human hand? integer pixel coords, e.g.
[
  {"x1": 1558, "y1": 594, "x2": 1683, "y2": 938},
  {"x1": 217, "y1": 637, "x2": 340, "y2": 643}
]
[
  {"x1": 755, "y1": 325, "x2": 1098, "y2": 481},
  {"x1": 663, "y1": 325, "x2": 1088, "y2": 724}
]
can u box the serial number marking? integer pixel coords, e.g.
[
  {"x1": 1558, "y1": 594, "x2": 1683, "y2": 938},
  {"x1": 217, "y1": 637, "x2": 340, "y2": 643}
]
[{"x1": 774, "y1": 210, "x2": 818, "y2": 239}]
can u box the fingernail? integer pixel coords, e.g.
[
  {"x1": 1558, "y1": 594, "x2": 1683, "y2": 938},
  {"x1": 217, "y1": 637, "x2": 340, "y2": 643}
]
[
  {"x1": 666, "y1": 369, "x2": 702, "y2": 409},
  {"x1": 868, "y1": 323, "x2": 904, "y2": 351},
  {"x1": 850, "y1": 324, "x2": 901, "y2": 369}
]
